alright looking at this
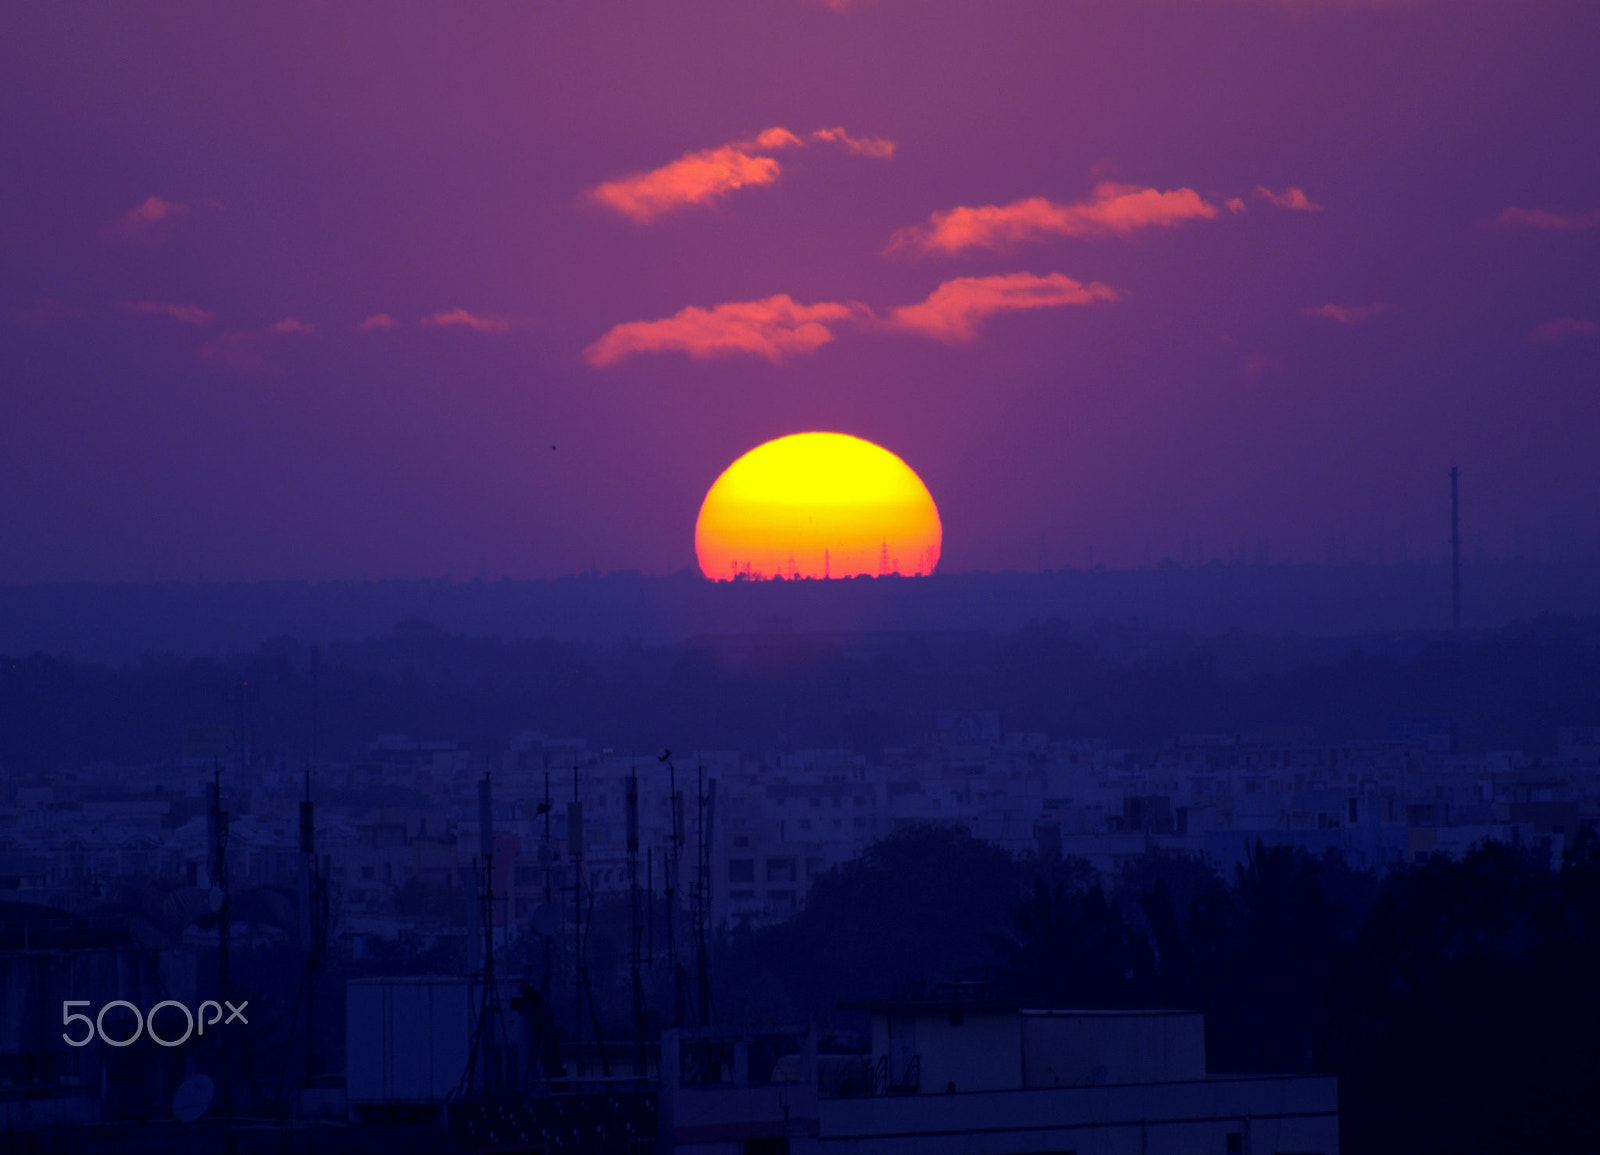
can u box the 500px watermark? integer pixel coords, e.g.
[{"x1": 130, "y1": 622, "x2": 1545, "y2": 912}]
[{"x1": 62, "y1": 999, "x2": 248, "y2": 1047}]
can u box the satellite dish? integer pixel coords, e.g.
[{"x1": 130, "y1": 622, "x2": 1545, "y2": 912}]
[
  {"x1": 530, "y1": 902, "x2": 562, "y2": 938},
  {"x1": 173, "y1": 1073, "x2": 215, "y2": 1123}
]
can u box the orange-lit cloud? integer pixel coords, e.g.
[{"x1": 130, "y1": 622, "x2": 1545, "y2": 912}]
[
  {"x1": 1226, "y1": 197, "x2": 1248, "y2": 214},
  {"x1": 421, "y1": 307, "x2": 513, "y2": 333},
  {"x1": 591, "y1": 146, "x2": 783, "y2": 222},
  {"x1": 590, "y1": 125, "x2": 894, "y2": 222},
  {"x1": 1256, "y1": 186, "x2": 1323, "y2": 212},
  {"x1": 116, "y1": 300, "x2": 212, "y2": 325},
  {"x1": 359, "y1": 313, "x2": 396, "y2": 331},
  {"x1": 891, "y1": 183, "x2": 1219, "y2": 253},
  {"x1": 1304, "y1": 302, "x2": 1390, "y2": 324},
  {"x1": 1531, "y1": 317, "x2": 1598, "y2": 344},
  {"x1": 268, "y1": 317, "x2": 315, "y2": 335},
  {"x1": 749, "y1": 127, "x2": 805, "y2": 150},
  {"x1": 585, "y1": 295, "x2": 857, "y2": 365},
  {"x1": 1491, "y1": 206, "x2": 1600, "y2": 232},
  {"x1": 887, "y1": 272, "x2": 1118, "y2": 342}
]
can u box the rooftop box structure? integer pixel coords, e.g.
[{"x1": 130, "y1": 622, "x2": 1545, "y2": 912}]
[{"x1": 662, "y1": 1004, "x2": 1338, "y2": 1154}]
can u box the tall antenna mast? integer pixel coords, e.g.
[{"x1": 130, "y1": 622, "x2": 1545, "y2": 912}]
[
  {"x1": 459, "y1": 773, "x2": 504, "y2": 1098},
  {"x1": 627, "y1": 763, "x2": 647, "y2": 1077},
  {"x1": 570, "y1": 768, "x2": 584, "y2": 1072},
  {"x1": 1450, "y1": 466, "x2": 1462, "y2": 630},
  {"x1": 542, "y1": 768, "x2": 554, "y2": 1076},
  {"x1": 695, "y1": 768, "x2": 715, "y2": 1029},
  {"x1": 296, "y1": 644, "x2": 326, "y2": 1090},
  {"x1": 208, "y1": 761, "x2": 234, "y2": 1112}
]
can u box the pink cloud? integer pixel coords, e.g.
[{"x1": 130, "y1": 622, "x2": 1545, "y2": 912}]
[
  {"x1": 1304, "y1": 302, "x2": 1390, "y2": 324},
  {"x1": 126, "y1": 195, "x2": 187, "y2": 227},
  {"x1": 590, "y1": 125, "x2": 894, "y2": 222},
  {"x1": 585, "y1": 294, "x2": 857, "y2": 366},
  {"x1": 198, "y1": 317, "x2": 314, "y2": 373},
  {"x1": 1491, "y1": 206, "x2": 1600, "y2": 232},
  {"x1": 1256, "y1": 186, "x2": 1323, "y2": 212},
  {"x1": 101, "y1": 195, "x2": 190, "y2": 243},
  {"x1": 809, "y1": 126, "x2": 895, "y2": 158},
  {"x1": 421, "y1": 308, "x2": 513, "y2": 333},
  {"x1": 890, "y1": 183, "x2": 1219, "y2": 254},
  {"x1": 887, "y1": 272, "x2": 1118, "y2": 342},
  {"x1": 359, "y1": 313, "x2": 396, "y2": 331},
  {"x1": 116, "y1": 300, "x2": 213, "y2": 325},
  {"x1": 1225, "y1": 197, "x2": 1248, "y2": 214},
  {"x1": 1531, "y1": 317, "x2": 1598, "y2": 344}
]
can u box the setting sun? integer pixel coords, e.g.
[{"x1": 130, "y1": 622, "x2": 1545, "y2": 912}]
[{"x1": 695, "y1": 432, "x2": 942, "y2": 581}]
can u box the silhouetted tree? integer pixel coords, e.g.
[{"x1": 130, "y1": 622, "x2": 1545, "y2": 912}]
[
  {"x1": 714, "y1": 824, "x2": 1024, "y2": 1022},
  {"x1": 1334, "y1": 838, "x2": 1600, "y2": 1154},
  {"x1": 989, "y1": 879, "x2": 1153, "y2": 1007}
]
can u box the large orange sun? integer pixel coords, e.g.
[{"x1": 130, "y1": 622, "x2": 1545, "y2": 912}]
[{"x1": 695, "y1": 432, "x2": 942, "y2": 581}]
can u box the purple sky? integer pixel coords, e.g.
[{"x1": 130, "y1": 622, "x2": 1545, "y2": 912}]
[{"x1": 3, "y1": 0, "x2": 1597, "y2": 582}]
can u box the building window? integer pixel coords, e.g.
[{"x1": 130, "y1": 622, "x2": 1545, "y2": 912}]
[
  {"x1": 1225, "y1": 1133, "x2": 1242, "y2": 1153},
  {"x1": 728, "y1": 859, "x2": 755, "y2": 884},
  {"x1": 766, "y1": 857, "x2": 797, "y2": 884}
]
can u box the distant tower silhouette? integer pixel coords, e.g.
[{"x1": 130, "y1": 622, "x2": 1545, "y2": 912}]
[{"x1": 1450, "y1": 466, "x2": 1461, "y2": 630}]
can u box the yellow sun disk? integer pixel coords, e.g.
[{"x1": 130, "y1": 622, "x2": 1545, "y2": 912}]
[{"x1": 694, "y1": 432, "x2": 942, "y2": 580}]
